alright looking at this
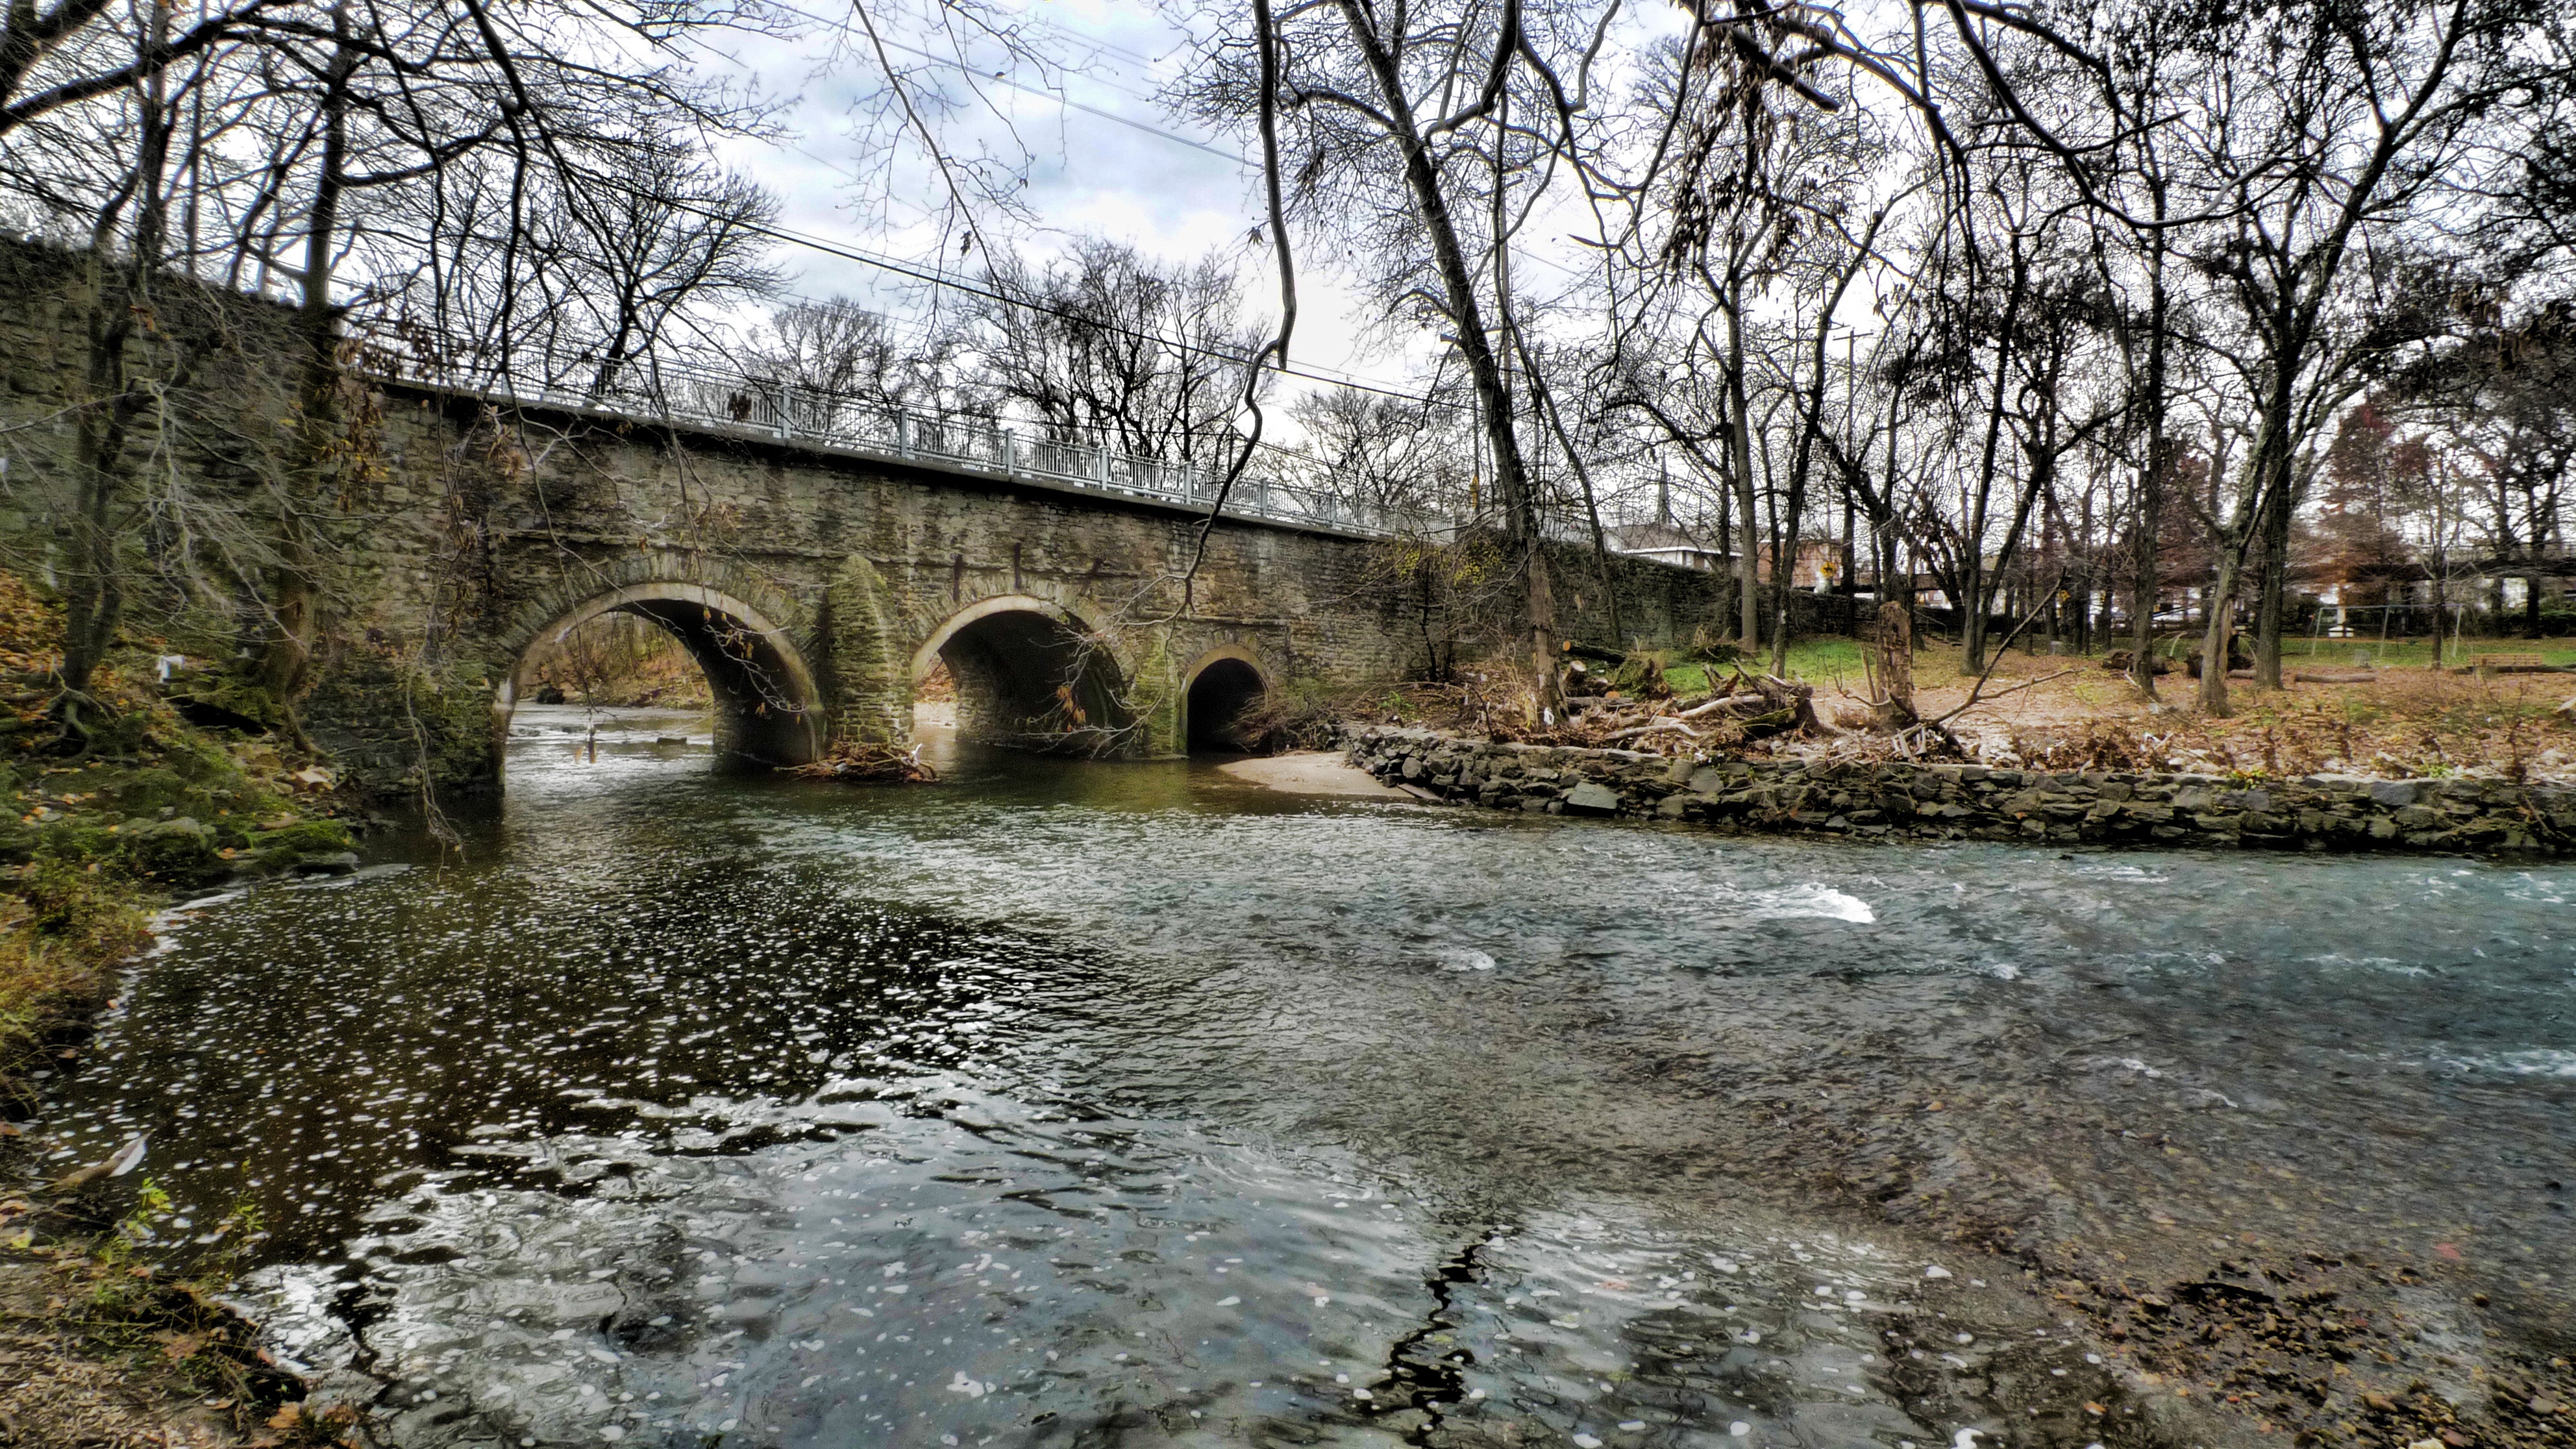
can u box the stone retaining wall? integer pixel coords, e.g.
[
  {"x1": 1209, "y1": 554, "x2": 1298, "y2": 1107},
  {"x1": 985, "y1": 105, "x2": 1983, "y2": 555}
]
[{"x1": 1348, "y1": 727, "x2": 2576, "y2": 855}]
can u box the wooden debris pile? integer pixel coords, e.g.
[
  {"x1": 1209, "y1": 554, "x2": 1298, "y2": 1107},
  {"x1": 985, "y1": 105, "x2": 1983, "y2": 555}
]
[
  {"x1": 782, "y1": 741, "x2": 937, "y2": 784},
  {"x1": 1537, "y1": 643, "x2": 1827, "y2": 755}
]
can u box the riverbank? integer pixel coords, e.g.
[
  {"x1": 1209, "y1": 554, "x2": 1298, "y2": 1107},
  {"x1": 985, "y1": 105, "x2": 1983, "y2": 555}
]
[
  {"x1": 0, "y1": 572, "x2": 365, "y2": 1448},
  {"x1": 1348, "y1": 725, "x2": 2576, "y2": 854}
]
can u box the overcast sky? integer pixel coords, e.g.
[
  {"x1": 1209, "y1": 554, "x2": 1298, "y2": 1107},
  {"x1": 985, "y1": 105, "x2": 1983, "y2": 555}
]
[{"x1": 675, "y1": 0, "x2": 1700, "y2": 412}]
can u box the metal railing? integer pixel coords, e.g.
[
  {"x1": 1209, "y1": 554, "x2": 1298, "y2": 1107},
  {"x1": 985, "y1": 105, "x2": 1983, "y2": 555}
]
[{"x1": 360, "y1": 345, "x2": 1459, "y2": 542}]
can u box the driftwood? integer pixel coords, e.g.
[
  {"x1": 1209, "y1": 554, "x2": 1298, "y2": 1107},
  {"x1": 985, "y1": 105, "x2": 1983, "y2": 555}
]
[
  {"x1": 1677, "y1": 693, "x2": 1765, "y2": 719},
  {"x1": 1520, "y1": 665, "x2": 1833, "y2": 754},
  {"x1": 1602, "y1": 717, "x2": 1704, "y2": 743},
  {"x1": 1737, "y1": 671, "x2": 1828, "y2": 734},
  {"x1": 783, "y1": 741, "x2": 937, "y2": 784}
]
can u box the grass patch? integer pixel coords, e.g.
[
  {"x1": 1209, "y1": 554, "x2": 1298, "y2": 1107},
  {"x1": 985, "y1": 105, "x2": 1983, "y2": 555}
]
[{"x1": 1663, "y1": 638, "x2": 1875, "y2": 697}]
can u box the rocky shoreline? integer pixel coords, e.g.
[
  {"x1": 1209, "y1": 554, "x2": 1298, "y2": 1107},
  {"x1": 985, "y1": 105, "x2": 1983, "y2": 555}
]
[{"x1": 1348, "y1": 726, "x2": 2576, "y2": 854}]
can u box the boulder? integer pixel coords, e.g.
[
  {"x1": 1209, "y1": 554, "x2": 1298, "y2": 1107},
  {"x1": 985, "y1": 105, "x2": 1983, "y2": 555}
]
[{"x1": 1563, "y1": 782, "x2": 1621, "y2": 815}]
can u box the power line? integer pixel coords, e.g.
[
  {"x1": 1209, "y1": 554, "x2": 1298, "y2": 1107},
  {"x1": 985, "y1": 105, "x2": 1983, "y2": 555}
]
[
  {"x1": 722, "y1": 207, "x2": 1470, "y2": 409},
  {"x1": 758, "y1": 0, "x2": 1243, "y2": 164},
  {"x1": 658, "y1": 7, "x2": 1603, "y2": 409},
  {"x1": 749, "y1": 0, "x2": 1594, "y2": 291}
]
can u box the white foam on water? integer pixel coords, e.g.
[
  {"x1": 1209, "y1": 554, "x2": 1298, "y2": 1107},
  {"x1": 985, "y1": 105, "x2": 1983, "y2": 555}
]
[
  {"x1": 1433, "y1": 946, "x2": 1498, "y2": 972},
  {"x1": 1749, "y1": 885, "x2": 1876, "y2": 924},
  {"x1": 2440, "y1": 1048, "x2": 2576, "y2": 1078}
]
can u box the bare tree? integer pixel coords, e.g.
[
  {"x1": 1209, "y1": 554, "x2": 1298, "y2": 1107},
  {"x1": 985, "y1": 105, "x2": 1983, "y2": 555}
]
[{"x1": 967, "y1": 239, "x2": 1260, "y2": 467}]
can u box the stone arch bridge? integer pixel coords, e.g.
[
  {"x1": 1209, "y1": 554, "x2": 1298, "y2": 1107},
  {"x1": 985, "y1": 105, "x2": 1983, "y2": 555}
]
[
  {"x1": 0, "y1": 236, "x2": 1774, "y2": 787},
  {"x1": 333, "y1": 379, "x2": 1756, "y2": 787}
]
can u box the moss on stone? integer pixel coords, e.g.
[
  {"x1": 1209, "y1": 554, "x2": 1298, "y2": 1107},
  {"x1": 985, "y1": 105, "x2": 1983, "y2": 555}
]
[{"x1": 301, "y1": 650, "x2": 491, "y2": 799}]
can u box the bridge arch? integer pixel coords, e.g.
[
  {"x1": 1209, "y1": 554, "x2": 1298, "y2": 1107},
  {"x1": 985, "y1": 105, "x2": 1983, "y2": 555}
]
[
  {"x1": 497, "y1": 580, "x2": 824, "y2": 770},
  {"x1": 913, "y1": 595, "x2": 1128, "y2": 752},
  {"x1": 1181, "y1": 647, "x2": 1270, "y2": 752}
]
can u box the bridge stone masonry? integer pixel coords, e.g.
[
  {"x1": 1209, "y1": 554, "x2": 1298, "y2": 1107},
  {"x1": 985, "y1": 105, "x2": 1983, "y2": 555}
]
[
  {"x1": 341, "y1": 381, "x2": 1791, "y2": 789},
  {"x1": 0, "y1": 238, "x2": 1821, "y2": 791}
]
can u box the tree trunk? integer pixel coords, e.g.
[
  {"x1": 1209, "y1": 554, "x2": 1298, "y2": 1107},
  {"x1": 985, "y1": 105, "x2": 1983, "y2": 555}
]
[
  {"x1": 1724, "y1": 294, "x2": 1760, "y2": 650},
  {"x1": 2253, "y1": 475, "x2": 2292, "y2": 687},
  {"x1": 1957, "y1": 551, "x2": 1988, "y2": 675},
  {"x1": 2129, "y1": 183, "x2": 2170, "y2": 699},
  {"x1": 261, "y1": 16, "x2": 352, "y2": 712},
  {"x1": 2196, "y1": 393, "x2": 2297, "y2": 715},
  {"x1": 1767, "y1": 459, "x2": 1795, "y2": 677},
  {"x1": 1872, "y1": 600, "x2": 1916, "y2": 728},
  {"x1": 1512, "y1": 324, "x2": 1621, "y2": 647},
  {"x1": 58, "y1": 3, "x2": 177, "y2": 728},
  {"x1": 1337, "y1": 5, "x2": 1558, "y2": 710}
]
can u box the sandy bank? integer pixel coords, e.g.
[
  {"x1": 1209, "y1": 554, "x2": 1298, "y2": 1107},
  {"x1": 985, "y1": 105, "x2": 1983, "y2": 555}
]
[{"x1": 1215, "y1": 750, "x2": 1411, "y2": 799}]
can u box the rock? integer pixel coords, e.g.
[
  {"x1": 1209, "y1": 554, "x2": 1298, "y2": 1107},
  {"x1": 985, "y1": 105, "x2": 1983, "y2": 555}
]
[
  {"x1": 243, "y1": 817, "x2": 360, "y2": 876},
  {"x1": 127, "y1": 815, "x2": 223, "y2": 884},
  {"x1": 1563, "y1": 782, "x2": 1620, "y2": 815},
  {"x1": 290, "y1": 850, "x2": 362, "y2": 876}
]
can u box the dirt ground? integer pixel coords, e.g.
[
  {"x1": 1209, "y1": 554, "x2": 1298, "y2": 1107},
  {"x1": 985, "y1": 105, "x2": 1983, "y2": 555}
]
[
  {"x1": 0, "y1": 1248, "x2": 256, "y2": 1448},
  {"x1": 1869, "y1": 649, "x2": 2576, "y2": 782},
  {"x1": 1407, "y1": 637, "x2": 2576, "y2": 784}
]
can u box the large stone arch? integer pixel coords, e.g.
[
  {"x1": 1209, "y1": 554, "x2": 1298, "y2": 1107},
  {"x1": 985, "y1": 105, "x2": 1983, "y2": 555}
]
[
  {"x1": 495, "y1": 571, "x2": 825, "y2": 774},
  {"x1": 911, "y1": 593, "x2": 1133, "y2": 753}
]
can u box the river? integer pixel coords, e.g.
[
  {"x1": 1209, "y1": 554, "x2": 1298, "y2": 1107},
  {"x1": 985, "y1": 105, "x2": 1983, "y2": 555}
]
[{"x1": 27, "y1": 707, "x2": 2576, "y2": 1447}]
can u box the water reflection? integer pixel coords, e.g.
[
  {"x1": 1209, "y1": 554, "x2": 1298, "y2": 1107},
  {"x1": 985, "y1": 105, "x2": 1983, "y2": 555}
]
[{"x1": 30, "y1": 707, "x2": 2575, "y2": 1446}]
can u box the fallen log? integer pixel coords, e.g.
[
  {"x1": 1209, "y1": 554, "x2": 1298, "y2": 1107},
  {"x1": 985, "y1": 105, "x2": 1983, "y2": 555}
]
[
  {"x1": 1676, "y1": 693, "x2": 1766, "y2": 720},
  {"x1": 1602, "y1": 717, "x2": 1704, "y2": 743},
  {"x1": 2292, "y1": 671, "x2": 2378, "y2": 684},
  {"x1": 1738, "y1": 707, "x2": 1800, "y2": 740}
]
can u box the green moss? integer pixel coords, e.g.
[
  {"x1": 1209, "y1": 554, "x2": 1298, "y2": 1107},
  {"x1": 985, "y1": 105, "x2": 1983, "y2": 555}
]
[
  {"x1": 21, "y1": 856, "x2": 151, "y2": 960},
  {"x1": 165, "y1": 671, "x2": 285, "y2": 732},
  {"x1": 106, "y1": 767, "x2": 189, "y2": 815},
  {"x1": 301, "y1": 652, "x2": 493, "y2": 797},
  {"x1": 123, "y1": 817, "x2": 223, "y2": 884}
]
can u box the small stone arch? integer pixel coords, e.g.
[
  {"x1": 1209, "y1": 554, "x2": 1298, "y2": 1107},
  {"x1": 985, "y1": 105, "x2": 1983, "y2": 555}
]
[
  {"x1": 1180, "y1": 647, "x2": 1271, "y2": 753},
  {"x1": 913, "y1": 595, "x2": 1130, "y2": 752},
  {"x1": 497, "y1": 580, "x2": 824, "y2": 772}
]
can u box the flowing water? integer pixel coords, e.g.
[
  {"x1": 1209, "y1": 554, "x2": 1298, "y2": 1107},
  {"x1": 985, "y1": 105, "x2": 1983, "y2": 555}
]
[{"x1": 25, "y1": 708, "x2": 2576, "y2": 1448}]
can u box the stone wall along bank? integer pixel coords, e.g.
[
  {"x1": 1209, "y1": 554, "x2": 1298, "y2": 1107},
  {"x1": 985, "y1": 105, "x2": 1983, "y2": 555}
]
[{"x1": 1348, "y1": 728, "x2": 2575, "y2": 855}]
